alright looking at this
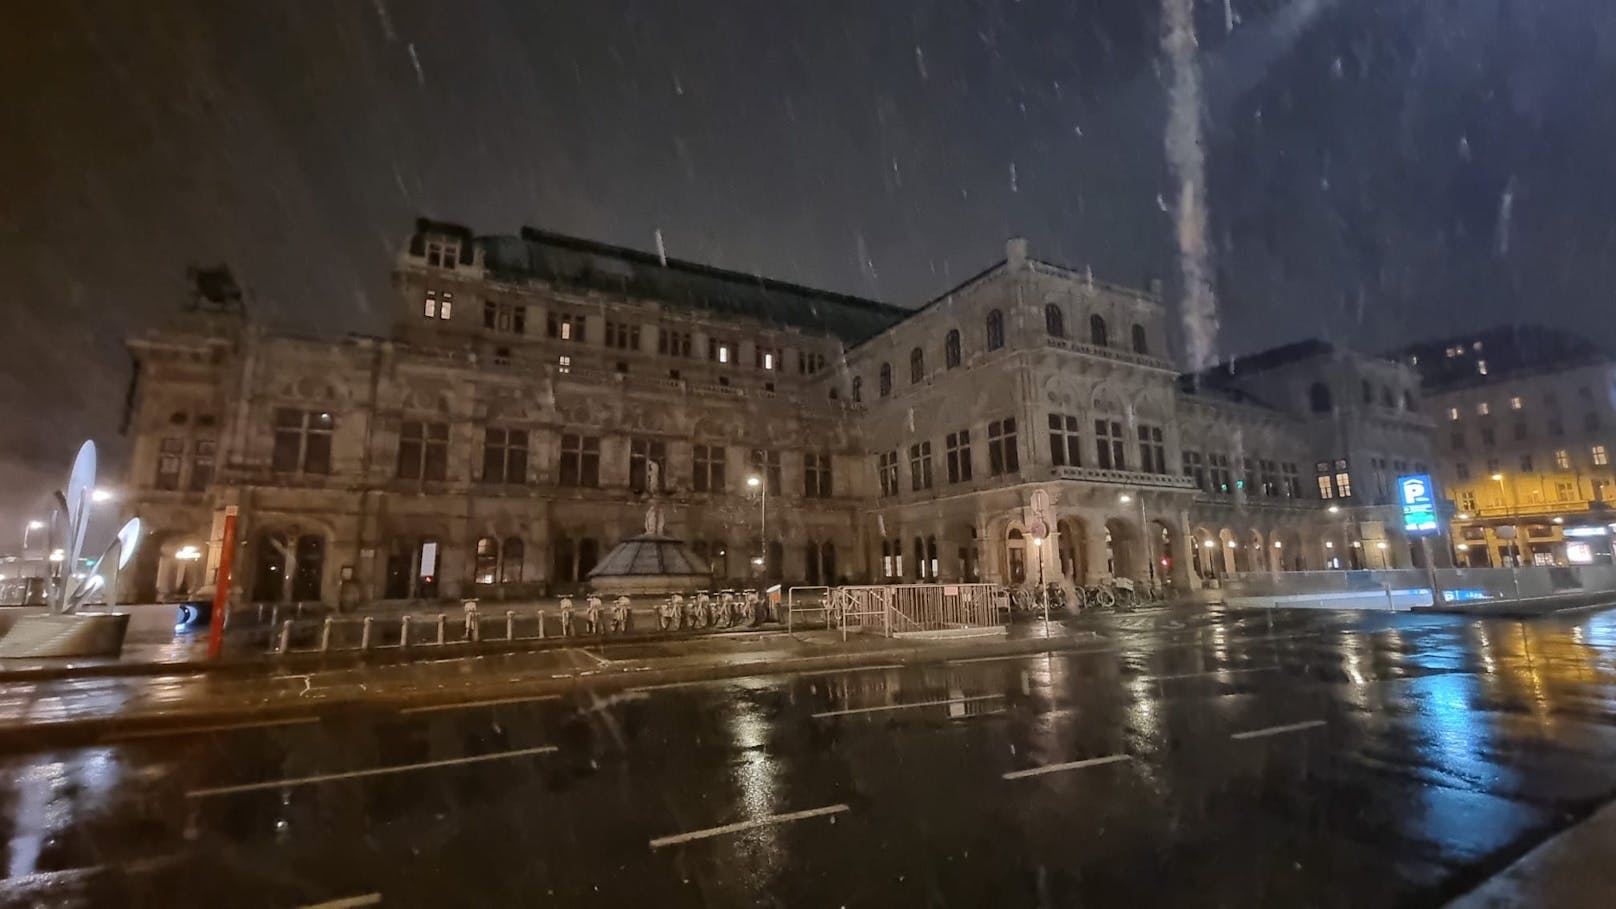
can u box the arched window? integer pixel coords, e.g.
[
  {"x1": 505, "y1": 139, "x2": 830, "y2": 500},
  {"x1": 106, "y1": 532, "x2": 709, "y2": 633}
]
[
  {"x1": 913, "y1": 537, "x2": 926, "y2": 581},
  {"x1": 500, "y1": 537, "x2": 524, "y2": 583},
  {"x1": 944, "y1": 329, "x2": 961, "y2": 368},
  {"x1": 1131, "y1": 324, "x2": 1148, "y2": 355},
  {"x1": 577, "y1": 538, "x2": 599, "y2": 579},
  {"x1": 878, "y1": 363, "x2": 892, "y2": 397},
  {"x1": 1309, "y1": 382, "x2": 1333, "y2": 413},
  {"x1": 909, "y1": 347, "x2": 925, "y2": 384},
  {"x1": 292, "y1": 534, "x2": 324, "y2": 601},
  {"x1": 1044, "y1": 304, "x2": 1065, "y2": 338},
  {"x1": 925, "y1": 536, "x2": 938, "y2": 580},
  {"x1": 985, "y1": 309, "x2": 1005, "y2": 351},
  {"x1": 851, "y1": 376, "x2": 862, "y2": 403},
  {"x1": 1089, "y1": 314, "x2": 1108, "y2": 347},
  {"x1": 474, "y1": 536, "x2": 499, "y2": 584}
]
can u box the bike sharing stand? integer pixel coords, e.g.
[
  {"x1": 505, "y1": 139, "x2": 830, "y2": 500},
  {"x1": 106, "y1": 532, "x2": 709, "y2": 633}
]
[{"x1": 0, "y1": 441, "x2": 143, "y2": 659}]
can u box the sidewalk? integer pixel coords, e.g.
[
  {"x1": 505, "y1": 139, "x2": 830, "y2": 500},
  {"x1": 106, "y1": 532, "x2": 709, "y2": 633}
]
[
  {"x1": 1446, "y1": 798, "x2": 1616, "y2": 908},
  {"x1": 0, "y1": 620, "x2": 1120, "y2": 750}
]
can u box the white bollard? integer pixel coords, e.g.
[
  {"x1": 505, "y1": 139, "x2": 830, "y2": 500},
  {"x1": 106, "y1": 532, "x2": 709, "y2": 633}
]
[
  {"x1": 319, "y1": 617, "x2": 334, "y2": 651},
  {"x1": 505, "y1": 610, "x2": 515, "y2": 641},
  {"x1": 536, "y1": 609, "x2": 546, "y2": 639},
  {"x1": 360, "y1": 616, "x2": 374, "y2": 650},
  {"x1": 435, "y1": 613, "x2": 447, "y2": 645},
  {"x1": 276, "y1": 619, "x2": 292, "y2": 654},
  {"x1": 463, "y1": 601, "x2": 479, "y2": 642},
  {"x1": 399, "y1": 614, "x2": 412, "y2": 648}
]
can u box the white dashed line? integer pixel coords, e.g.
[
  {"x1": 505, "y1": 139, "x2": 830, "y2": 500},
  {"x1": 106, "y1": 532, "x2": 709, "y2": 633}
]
[
  {"x1": 105, "y1": 716, "x2": 318, "y2": 741},
  {"x1": 1003, "y1": 753, "x2": 1132, "y2": 780},
  {"x1": 650, "y1": 803, "x2": 850, "y2": 849},
  {"x1": 186, "y1": 745, "x2": 558, "y2": 798},
  {"x1": 1230, "y1": 719, "x2": 1326, "y2": 741},
  {"x1": 400, "y1": 693, "x2": 562, "y2": 714},
  {"x1": 811, "y1": 694, "x2": 1003, "y2": 719}
]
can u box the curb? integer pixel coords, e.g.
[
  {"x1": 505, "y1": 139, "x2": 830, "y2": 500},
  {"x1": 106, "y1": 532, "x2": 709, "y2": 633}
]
[{"x1": 0, "y1": 630, "x2": 1110, "y2": 752}]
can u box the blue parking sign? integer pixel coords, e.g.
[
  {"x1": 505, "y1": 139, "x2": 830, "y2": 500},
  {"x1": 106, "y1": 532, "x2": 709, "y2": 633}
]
[{"x1": 1398, "y1": 474, "x2": 1438, "y2": 535}]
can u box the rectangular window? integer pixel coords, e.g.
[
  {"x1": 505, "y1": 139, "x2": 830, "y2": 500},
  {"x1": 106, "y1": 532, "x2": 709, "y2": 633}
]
[
  {"x1": 629, "y1": 438, "x2": 667, "y2": 493},
  {"x1": 1594, "y1": 444, "x2": 1609, "y2": 467},
  {"x1": 188, "y1": 440, "x2": 216, "y2": 491},
  {"x1": 606, "y1": 320, "x2": 640, "y2": 350},
  {"x1": 1448, "y1": 407, "x2": 1460, "y2": 421},
  {"x1": 987, "y1": 418, "x2": 1019, "y2": 476},
  {"x1": 1585, "y1": 412, "x2": 1601, "y2": 432},
  {"x1": 693, "y1": 444, "x2": 726, "y2": 492},
  {"x1": 748, "y1": 449, "x2": 782, "y2": 495},
  {"x1": 877, "y1": 450, "x2": 899, "y2": 497},
  {"x1": 1209, "y1": 454, "x2": 1232, "y2": 494},
  {"x1": 482, "y1": 428, "x2": 528, "y2": 484},
  {"x1": 483, "y1": 301, "x2": 526, "y2": 334},
  {"x1": 547, "y1": 311, "x2": 584, "y2": 342},
  {"x1": 272, "y1": 409, "x2": 332, "y2": 474},
  {"x1": 1477, "y1": 402, "x2": 1490, "y2": 416},
  {"x1": 1455, "y1": 461, "x2": 1471, "y2": 480},
  {"x1": 1487, "y1": 457, "x2": 1501, "y2": 473},
  {"x1": 1450, "y1": 430, "x2": 1465, "y2": 451},
  {"x1": 908, "y1": 442, "x2": 934, "y2": 491},
  {"x1": 1317, "y1": 475, "x2": 1334, "y2": 499},
  {"x1": 1048, "y1": 414, "x2": 1082, "y2": 467},
  {"x1": 155, "y1": 437, "x2": 183, "y2": 490},
  {"x1": 1137, "y1": 425, "x2": 1166, "y2": 475},
  {"x1": 1460, "y1": 490, "x2": 1478, "y2": 513},
  {"x1": 423, "y1": 289, "x2": 439, "y2": 319},
  {"x1": 1259, "y1": 459, "x2": 1279, "y2": 497},
  {"x1": 657, "y1": 327, "x2": 692, "y2": 357},
  {"x1": 1555, "y1": 449, "x2": 1571, "y2": 470},
  {"x1": 1555, "y1": 480, "x2": 1576, "y2": 501},
  {"x1": 755, "y1": 346, "x2": 780, "y2": 370},
  {"x1": 1513, "y1": 421, "x2": 1528, "y2": 441},
  {"x1": 707, "y1": 337, "x2": 733, "y2": 364},
  {"x1": 1520, "y1": 454, "x2": 1535, "y2": 472},
  {"x1": 1549, "y1": 417, "x2": 1565, "y2": 437},
  {"x1": 1510, "y1": 396, "x2": 1523, "y2": 410},
  {"x1": 1480, "y1": 427, "x2": 1496, "y2": 447},
  {"x1": 558, "y1": 433, "x2": 600, "y2": 487},
  {"x1": 1182, "y1": 450, "x2": 1206, "y2": 490},
  {"x1": 1334, "y1": 470, "x2": 1353, "y2": 498},
  {"x1": 397, "y1": 421, "x2": 448, "y2": 481},
  {"x1": 946, "y1": 430, "x2": 973, "y2": 483},
  {"x1": 1094, "y1": 419, "x2": 1126, "y2": 470},
  {"x1": 797, "y1": 351, "x2": 825, "y2": 374},
  {"x1": 1281, "y1": 461, "x2": 1301, "y2": 497},
  {"x1": 803, "y1": 453, "x2": 833, "y2": 498}
]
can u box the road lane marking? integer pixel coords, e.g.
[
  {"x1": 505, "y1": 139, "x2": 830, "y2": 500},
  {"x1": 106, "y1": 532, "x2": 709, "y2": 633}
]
[
  {"x1": 797, "y1": 663, "x2": 903, "y2": 676},
  {"x1": 1003, "y1": 753, "x2": 1132, "y2": 780},
  {"x1": 1230, "y1": 719, "x2": 1326, "y2": 741},
  {"x1": 105, "y1": 717, "x2": 319, "y2": 741},
  {"x1": 186, "y1": 745, "x2": 558, "y2": 799},
  {"x1": 650, "y1": 803, "x2": 849, "y2": 849},
  {"x1": 812, "y1": 694, "x2": 1003, "y2": 719},
  {"x1": 571, "y1": 648, "x2": 611, "y2": 666},
  {"x1": 296, "y1": 894, "x2": 381, "y2": 909},
  {"x1": 400, "y1": 694, "x2": 561, "y2": 714},
  {"x1": 1145, "y1": 666, "x2": 1279, "y2": 682}
]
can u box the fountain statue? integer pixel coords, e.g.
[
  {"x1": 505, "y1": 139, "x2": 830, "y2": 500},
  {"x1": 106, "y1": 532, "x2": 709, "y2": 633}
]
[{"x1": 0, "y1": 441, "x2": 143, "y2": 658}]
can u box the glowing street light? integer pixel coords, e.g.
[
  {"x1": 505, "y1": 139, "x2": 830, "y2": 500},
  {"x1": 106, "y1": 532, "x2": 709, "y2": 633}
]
[
  {"x1": 48, "y1": 549, "x2": 65, "y2": 563},
  {"x1": 746, "y1": 474, "x2": 766, "y2": 576},
  {"x1": 175, "y1": 545, "x2": 203, "y2": 562},
  {"x1": 91, "y1": 488, "x2": 115, "y2": 503}
]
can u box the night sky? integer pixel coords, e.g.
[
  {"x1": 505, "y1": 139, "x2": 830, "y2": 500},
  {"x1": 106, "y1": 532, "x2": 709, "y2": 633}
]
[{"x1": 4, "y1": 0, "x2": 1614, "y2": 540}]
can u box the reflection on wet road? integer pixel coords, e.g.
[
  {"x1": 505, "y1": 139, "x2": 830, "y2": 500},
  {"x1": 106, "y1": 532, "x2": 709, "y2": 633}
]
[{"x1": 5, "y1": 604, "x2": 1616, "y2": 906}]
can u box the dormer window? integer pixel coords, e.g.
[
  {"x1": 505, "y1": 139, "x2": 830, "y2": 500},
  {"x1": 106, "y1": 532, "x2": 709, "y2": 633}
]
[{"x1": 426, "y1": 240, "x2": 459, "y2": 269}]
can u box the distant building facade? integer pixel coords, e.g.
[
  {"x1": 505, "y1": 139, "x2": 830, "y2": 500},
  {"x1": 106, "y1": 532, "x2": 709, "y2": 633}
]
[
  {"x1": 1398, "y1": 326, "x2": 1616, "y2": 567},
  {"x1": 120, "y1": 220, "x2": 1437, "y2": 606}
]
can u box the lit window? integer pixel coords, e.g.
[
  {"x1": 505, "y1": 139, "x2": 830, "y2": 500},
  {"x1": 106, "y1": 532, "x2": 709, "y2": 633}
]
[
  {"x1": 438, "y1": 292, "x2": 453, "y2": 320},
  {"x1": 1594, "y1": 445, "x2": 1609, "y2": 467},
  {"x1": 1334, "y1": 471, "x2": 1352, "y2": 497},
  {"x1": 423, "y1": 291, "x2": 437, "y2": 319},
  {"x1": 1448, "y1": 407, "x2": 1460, "y2": 421},
  {"x1": 719, "y1": 344, "x2": 730, "y2": 364},
  {"x1": 1316, "y1": 475, "x2": 1333, "y2": 499},
  {"x1": 557, "y1": 355, "x2": 571, "y2": 374},
  {"x1": 1477, "y1": 359, "x2": 1489, "y2": 375},
  {"x1": 764, "y1": 352, "x2": 775, "y2": 370},
  {"x1": 1509, "y1": 396, "x2": 1522, "y2": 410},
  {"x1": 1477, "y1": 402, "x2": 1490, "y2": 416},
  {"x1": 561, "y1": 322, "x2": 571, "y2": 340},
  {"x1": 1556, "y1": 449, "x2": 1571, "y2": 470}
]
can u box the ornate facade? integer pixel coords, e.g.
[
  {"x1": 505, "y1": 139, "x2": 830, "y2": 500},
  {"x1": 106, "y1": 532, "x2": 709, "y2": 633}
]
[{"x1": 120, "y1": 221, "x2": 1437, "y2": 606}]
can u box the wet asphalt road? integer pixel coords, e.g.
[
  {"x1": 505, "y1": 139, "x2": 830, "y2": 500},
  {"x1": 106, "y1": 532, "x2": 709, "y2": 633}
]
[{"x1": 5, "y1": 605, "x2": 1616, "y2": 908}]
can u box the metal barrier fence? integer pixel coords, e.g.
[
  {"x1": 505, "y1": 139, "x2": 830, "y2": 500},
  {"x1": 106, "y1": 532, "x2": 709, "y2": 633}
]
[
  {"x1": 1221, "y1": 564, "x2": 1616, "y2": 608},
  {"x1": 785, "y1": 586, "x2": 831, "y2": 633},
  {"x1": 830, "y1": 583, "x2": 1003, "y2": 640}
]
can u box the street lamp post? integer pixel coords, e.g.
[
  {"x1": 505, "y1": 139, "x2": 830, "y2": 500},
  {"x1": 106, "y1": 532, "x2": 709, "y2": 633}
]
[
  {"x1": 746, "y1": 474, "x2": 767, "y2": 578},
  {"x1": 1032, "y1": 534, "x2": 1048, "y2": 631},
  {"x1": 1493, "y1": 472, "x2": 1525, "y2": 566},
  {"x1": 21, "y1": 519, "x2": 44, "y2": 557}
]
